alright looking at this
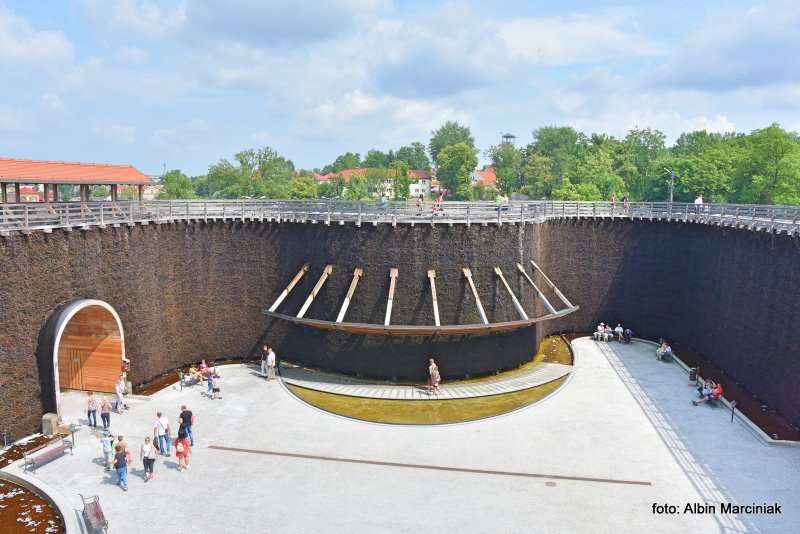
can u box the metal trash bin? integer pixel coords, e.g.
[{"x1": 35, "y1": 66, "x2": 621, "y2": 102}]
[{"x1": 689, "y1": 367, "x2": 698, "y2": 385}]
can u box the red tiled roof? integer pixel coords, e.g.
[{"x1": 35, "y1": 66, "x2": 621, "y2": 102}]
[
  {"x1": 473, "y1": 166, "x2": 497, "y2": 187},
  {"x1": 0, "y1": 157, "x2": 152, "y2": 185},
  {"x1": 408, "y1": 169, "x2": 431, "y2": 180}
]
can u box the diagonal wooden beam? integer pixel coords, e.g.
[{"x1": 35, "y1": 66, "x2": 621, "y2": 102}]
[
  {"x1": 427, "y1": 269, "x2": 440, "y2": 326},
  {"x1": 268, "y1": 263, "x2": 310, "y2": 312},
  {"x1": 530, "y1": 260, "x2": 574, "y2": 308},
  {"x1": 494, "y1": 267, "x2": 529, "y2": 320},
  {"x1": 384, "y1": 268, "x2": 399, "y2": 326},
  {"x1": 516, "y1": 263, "x2": 557, "y2": 314},
  {"x1": 462, "y1": 267, "x2": 488, "y2": 325},
  {"x1": 336, "y1": 267, "x2": 363, "y2": 323},
  {"x1": 297, "y1": 265, "x2": 333, "y2": 318}
]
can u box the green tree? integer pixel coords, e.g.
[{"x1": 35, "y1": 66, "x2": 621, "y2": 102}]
[
  {"x1": 521, "y1": 154, "x2": 557, "y2": 198},
  {"x1": 436, "y1": 142, "x2": 477, "y2": 200},
  {"x1": 488, "y1": 143, "x2": 524, "y2": 194},
  {"x1": 529, "y1": 126, "x2": 587, "y2": 180},
  {"x1": 90, "y1": 185, "x2": 111, "y2": 200},
  {"x1": 620, "y1": 127, "x2": 667, "y2": 200},
  {"x1": 429, "y1": 121, "x2": 475, "y2": 163},
  {"x1": 323, "y1": 152, "x2": 361, "y2": 173},
  {"x1": 289, "y1": 175, "x2": 317, "y2": 199},
  {"x1": 363, "y1": 149, "x2": 388, "y2": 168},
  {"x1": 158, "y1": 169, "x2": 196, "y2": 199},
  {"x1": 390, "y1": 160, "x2": 411, "y2": 200},
  {"x1": 396, "y1": 142, "x2": 430, "y2": 169},
  {"x1": 735, "y1": 124, "x2": 800, "y2": 204},
  {"x1": 344, "y1": 174, "x2": 370, "y2": 200},
  {"x1": 573, "y1": 148, "x2": 625, "y2": 199}
]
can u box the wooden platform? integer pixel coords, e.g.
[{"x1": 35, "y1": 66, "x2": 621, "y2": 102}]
[{"x1": 262, "y1": 306, "x2": 579, "y2": 336}]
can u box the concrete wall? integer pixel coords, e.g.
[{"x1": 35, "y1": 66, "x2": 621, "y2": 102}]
[{"x1": 1, "y1": 219, "x2": 798, "y2": 439}]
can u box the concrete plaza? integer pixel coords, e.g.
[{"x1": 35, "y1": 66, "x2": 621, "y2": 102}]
[{"x1": 6, "y1": 338, "x2": 798, "y2": 533}]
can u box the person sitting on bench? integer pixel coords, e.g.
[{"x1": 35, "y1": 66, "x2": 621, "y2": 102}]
[
  {"x1": 656, "y1": 341, "x2": 672, "y2": 361},
  {"x1": 694, "y1": 380, "x2": 723, "y2": 405},
  {"x1": 593, "y1": 323, "x2": 605, "y2": 341},
  {"x1": 614, "y1": 324, "x2": 624, "y2": 342},
  {"x1": 603, "y1": 325, "x2": 614, "y2": 341},
  {"x1": 623, "y1": 328, "x2": 633, "y2": 344}
]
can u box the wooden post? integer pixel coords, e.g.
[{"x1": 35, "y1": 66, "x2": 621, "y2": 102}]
[
  {"x1": 80, "y1": 184, "x2": 89, "y2": 202},
  {"x1": 530, "y1": 260, "x2": 574, "y2": 308},
  {"x1": 14, "y1": 183, "x2": 21, "y2": 203},
  {"x1": 462, "y1": 267, "x2": 488, "y2": 325},
  {"x1": 297, "y1": 265, "x2": 333, "y2": 318},
  {"x1": 384, "y1": 268, "x2": 399, "y2": 326},
  {"x1": 268, "y1": 263, "x2": 310, "y2": 312},
  {"x1": 494, "y1": 267, "x2": 528, "y2": 320},
  {"x1": 137, "y1": 185, "x2": 144, "y2": 201},
  {"x1": 516, "y1": 263, "x2": 557, "y2": 314},
  {"x1": 428, "y1": 270, "x2": 440, "y2": 326},
  {"x1": 111, "y1": 184, "x2": 118, "y2": 202},
  {"x1": 42, "y1": 184, "x2": 49, "y2": 203},
  {"x1": 1, "y1": 183, "x2": 7, "y2": 203},
  {"x1": 52, "y1": 184, "x2": 58, "y2": 202},
  {"x1": 336, "y1": 268, "x2": 363, "y2": 323}
]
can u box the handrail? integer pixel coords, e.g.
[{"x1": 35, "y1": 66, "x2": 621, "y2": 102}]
[{"x1": 0, "y1": 200, "x2": 798, "y2": 235}]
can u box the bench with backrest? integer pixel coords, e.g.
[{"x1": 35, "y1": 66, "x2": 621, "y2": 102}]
[
  {"x1": 23, "y1": 437, "x2": 73, "y2": 471},
  {"x1": 80, "y1": 494, "x2": 108, "y2": 534}
]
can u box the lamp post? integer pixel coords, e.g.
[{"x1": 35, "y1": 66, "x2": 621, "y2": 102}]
[{"x1": 663, "y1": 167, "x2": 676, "y2": 203}]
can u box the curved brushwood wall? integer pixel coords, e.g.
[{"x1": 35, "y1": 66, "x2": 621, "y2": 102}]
[{"x1": 0, "y1": 219, "x2": 798, "y2": 439}]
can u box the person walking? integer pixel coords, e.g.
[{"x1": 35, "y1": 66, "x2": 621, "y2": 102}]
[
  {"x1": 266, "y1": 347, "x2": 276, "y2": 381},
  {"x1": 416, "y1": 193, "x2": 424, "y2": 214},
  {"x1": 115, "y1": 375, "x2": 128, "y2": 413},
  {"x1": 210, "y1": 372, "x2": 222, "y2": 400},
  {"x1": 178, "y1": 405, "x2": 194, "y2": 447},
  {"x1": 260, "y1": 345, "x2": 269, "y2": 377},
  {"x1": 86, "y1": 391, "x2": 98, "y2": 428},
  {"x1": 206, "y1": 369, "x2": 214, "y2": 397},
  {"x1": 100, "y1": 434, "x2": 114, "y2": 471},
  {"x1": 428, "y1": 358, "x2": 441, "y2": 395},
  {"x1": 140, "y1": 436, "x2": 157, "y2": 482},
  {"x1": 99, "y1": 397, "x2": 112, "y2": 429},
  {"x1": 153, "y1": 411, "x2": 171, "y2": 457},
  {"x1": 113, "y1": 444, "x2": 129, "y2": 491},
  {"x1": 174, "y1": 431, "x2": 191, "y2": 472}
]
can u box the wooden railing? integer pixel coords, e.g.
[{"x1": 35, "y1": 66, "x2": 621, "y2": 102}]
[{"x1": 0, "y1": 200, "x2": 798, "y2": 235}]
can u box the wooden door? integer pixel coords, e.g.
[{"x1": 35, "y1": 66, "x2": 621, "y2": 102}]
[{"x1": 60, "y1": 349, "x2": 86, "y2": 390}]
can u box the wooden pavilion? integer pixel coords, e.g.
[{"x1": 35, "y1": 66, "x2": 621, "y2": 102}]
[{"x1": 0, "y1": 157, "x2": 152, "y2": 203}]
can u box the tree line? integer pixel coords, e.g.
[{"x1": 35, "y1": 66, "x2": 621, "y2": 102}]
[{"x1": 158, "y1": 121, "x2": 800, "y2": 205}]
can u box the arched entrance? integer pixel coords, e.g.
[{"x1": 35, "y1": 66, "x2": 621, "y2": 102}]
[{"x1": 40, "y1": 299, "x2": 126, "y2": 416}]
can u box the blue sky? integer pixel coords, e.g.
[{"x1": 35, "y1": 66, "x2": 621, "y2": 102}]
[{"x1": 1, "y1": 0, "x2": 799, "y2": 176}]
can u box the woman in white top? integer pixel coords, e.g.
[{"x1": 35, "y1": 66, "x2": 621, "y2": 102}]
[{"x1": 140, "y1": 436, "x2": 158, "y2": 482}]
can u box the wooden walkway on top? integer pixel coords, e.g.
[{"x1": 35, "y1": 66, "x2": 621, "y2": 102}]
[{"x1": 279, "y1": 361, "x2": 573, "y2": 400}]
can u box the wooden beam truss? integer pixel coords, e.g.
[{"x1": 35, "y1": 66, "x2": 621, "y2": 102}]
[{"x1": 268, "y1": 263, "x2": 310, "y2": 312}]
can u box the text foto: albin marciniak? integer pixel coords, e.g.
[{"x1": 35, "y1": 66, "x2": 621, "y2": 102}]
[{"x1": 652, "y1": 502, "x2": 782, "y2": 514}]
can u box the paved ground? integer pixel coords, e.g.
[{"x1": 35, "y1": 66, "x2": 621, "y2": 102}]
[
  {"x1": 280, "y1": 361, "x2": 572, "y2": 399},
  {"x1": 5, "y1": 339, "x2": 798, "y2": 534}
]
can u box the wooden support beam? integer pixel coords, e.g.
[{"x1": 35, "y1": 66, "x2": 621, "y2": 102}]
[
  {"x1": 462, "y1": 267, "x2": 488, "y2": 325},
  {"x1": 1, "y1": 183, "x2": 7, "y2": 203},
  {"x1": 384, "y1": 268, "x2": 399, "y2": 326},
  {"x1": 530, "y1": 260, "x2": 574, "y2": 308},
  {"x1": 428, "y1": 270, "x2": 440, "y2": 326},
  {"x1": 297, "y1": 264, "x2": 333, "y2": 318},
  {"x1": 268, "y1": 263, "x2": 310, "y2": 312},
  {"x1": 494, "y1": 267, "x2": 529, "y2": 320},
  {"x1": 336, "y1": 267, "x2": 363, "y2": 323},
  {"x1": 516, "y1": 263, "x2": 557, "y2": 314}
]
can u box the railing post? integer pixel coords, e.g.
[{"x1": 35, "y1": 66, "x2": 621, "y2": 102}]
[
  {"x1": 169, "y1": 200, "x2": 173, "y2": 220},
  {"x1": 466, "y1": 204, "x2": 471, "y2": 226},
  {"x1": 204, "y1": 201, "x2": 208, "y2": 222},
  {"x1": 186, "y1": 201, "x2": 189, "y2": 220},
  {"x1": 358, "y1": 202, "x2": 362, "y2": 226},
  {"x1": 520, "y1": 203, "x2": 524, "y2": 225},
  {"x1": 129, "y1": 199, "x2": 134, "y2": 224},
  {"x1": 23, "y1": 205, "x2": 29, "y2": 231},
  {"x1": 100, "y1": 203, "x2": 104, "y2": 226},
  {"x1": 497, "y1": 204, "x2": 501, "y2": 225}
]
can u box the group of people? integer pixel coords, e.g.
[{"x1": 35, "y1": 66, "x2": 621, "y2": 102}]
[
  {"x1": 183, "y1": 359, "x2": 223, "y2": 399},
  {"x1": 693, "y1": 378, "x2": 724, "y2": 406},
  {"x1": 593, "y1": 322, "x2": 632, "y2": 343},
  {"x1": 416, "y1": 192, "x2": 445, "y2": 215},
  {"x1": 656, "y1": 340, "x2": 673, "y2": 361},
  {"x1": 101, "y1": 404, "x2": 196, "y2": 491},
  {"x1": 86, "y1": 391, "x2": 114, "y2": 430}
]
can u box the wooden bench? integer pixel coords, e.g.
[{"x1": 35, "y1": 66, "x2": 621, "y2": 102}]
[
  {"x1": 80, "y1": 494, "x2": 108, "y2": 534},
  {"x1": 23, "y1": 438, "x2": 73, "y2": 471}
]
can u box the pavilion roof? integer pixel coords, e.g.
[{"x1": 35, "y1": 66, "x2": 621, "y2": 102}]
[{"x1": 0, "y1": 157, "x2": 153, "y2": 185}]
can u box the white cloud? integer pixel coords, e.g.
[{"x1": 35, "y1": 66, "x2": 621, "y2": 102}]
[
  {"x1": 0, "y1": 107, "x2": 26, "y2": 131},
  {"x1": 40, "y1": 93, "x2": 64, "y2": 111},
  {"x1": 117, "y1": 45, "x2": 146, "y2": 63},
  {"x1": 95, "y1": 123, "x2": 137, "y2": 144},
  {"x1": 688, "y1": 114, "x2": 736, "y2": 134},
  {"x1": 82, "y1": 0, "x2": 187, "y2": 36},
  {"x1": 495, "y1": 10, "x2": 660, "y2": 66},
  {"x1": 0, "y1": 7, "x2": 73, "y2": 64}
]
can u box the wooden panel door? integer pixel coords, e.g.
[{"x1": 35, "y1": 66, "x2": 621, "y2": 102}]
[{"x1": 59, "y1": 349, "x2": 85, "y2": 390}]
